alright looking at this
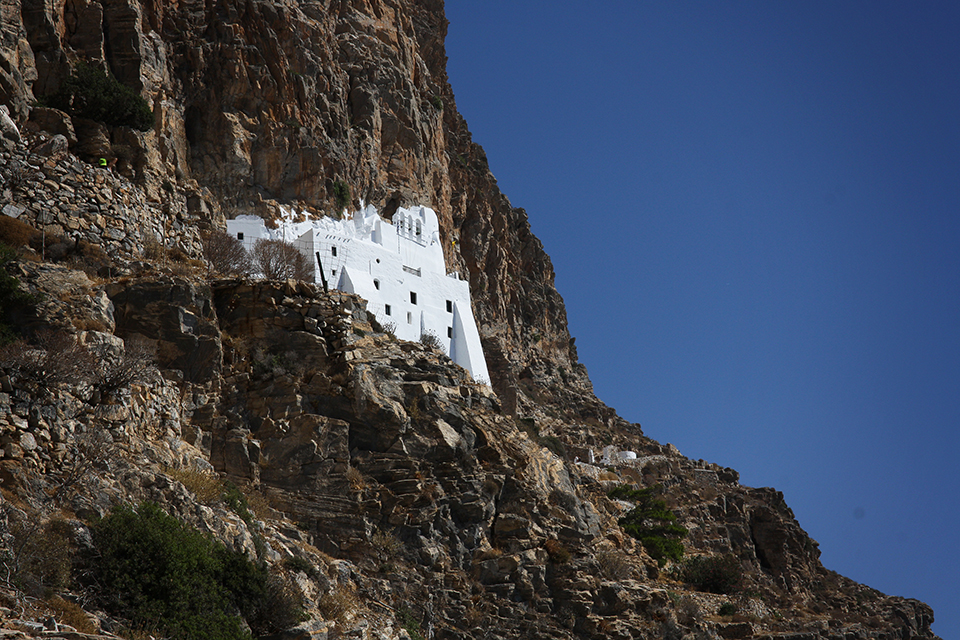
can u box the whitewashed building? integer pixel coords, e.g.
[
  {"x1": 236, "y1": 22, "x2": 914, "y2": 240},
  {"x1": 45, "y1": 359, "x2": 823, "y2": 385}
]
[{"x1": 227, "y1": 206, "x2": 489, "y2": 382}]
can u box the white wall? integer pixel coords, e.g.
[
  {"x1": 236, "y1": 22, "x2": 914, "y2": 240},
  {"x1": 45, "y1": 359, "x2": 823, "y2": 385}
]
[{"x1": 227, "y1": 206, "x2": 490, "y2": 382}]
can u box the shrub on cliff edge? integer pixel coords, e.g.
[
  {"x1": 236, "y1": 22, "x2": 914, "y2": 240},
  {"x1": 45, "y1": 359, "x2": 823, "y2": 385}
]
[
  {"x1": 608, "y1": 484, "x2": 687, "y2": 566},
  {"x1": 90, "y1": 502, "x2": 302, "y2": 640},
  {"x1": 45, "y1": 62, "x2": 154, "y2": 132}
]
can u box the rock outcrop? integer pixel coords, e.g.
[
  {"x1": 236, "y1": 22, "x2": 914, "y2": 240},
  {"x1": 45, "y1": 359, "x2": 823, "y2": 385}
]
[
  {"x1": 0, "y1": 0, "x2": 942, "y2": 639},
  {"x1": 1, "y1": 0, "x2": 594, "y2": 421}
]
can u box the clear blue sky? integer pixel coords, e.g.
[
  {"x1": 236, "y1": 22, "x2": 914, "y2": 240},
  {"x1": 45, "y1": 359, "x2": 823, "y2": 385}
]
[{"x1": 445, "y1": 3, "x2": 959, "y2": 637}]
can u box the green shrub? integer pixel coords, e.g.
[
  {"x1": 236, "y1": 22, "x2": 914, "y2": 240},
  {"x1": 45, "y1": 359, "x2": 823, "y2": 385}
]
[
  {"x1": 45, "y1": 62, "x2": 153, "y2": 131},
  {"x1": 332, "y1": 180, "x2": 350, "y2": 211},
  {"x1": 718, "y1": 602, "x2": 737, "y2": 616},
  {"x1": 398, "y1": 607, "x2": 425, "y2": 640},
  {"x1": 677, "y1": 554, "x2": 743, "y2": 594},
  {"x1": 221, "y1": 482, "x2": 267, "y2": 560},
  {"x1": 89, "y1": 502, "x2": 300, "y2": 640},
  {"x1": 539, "y1": 435, "x2": 567, "y2": 460},
  {"x1": 608, "y1": 485, "x2": 686, "y2": 566},
  {"x1": 283, "y1": 556, "x2": 320, "y2": 581},
  {"x1": 0, "y1": 245, "x2": 36, "y2": 342}
]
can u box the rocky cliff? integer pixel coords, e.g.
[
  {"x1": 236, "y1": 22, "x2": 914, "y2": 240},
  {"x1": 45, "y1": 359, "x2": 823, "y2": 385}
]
[{"x1": 0, "y1": 1, "x2": 941, "y2": 639}]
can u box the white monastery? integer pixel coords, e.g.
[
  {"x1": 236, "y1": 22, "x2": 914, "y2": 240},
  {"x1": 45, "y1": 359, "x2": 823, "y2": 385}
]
[{"x1": 227, "y1": 205, "x2": 490, "y2": 382}]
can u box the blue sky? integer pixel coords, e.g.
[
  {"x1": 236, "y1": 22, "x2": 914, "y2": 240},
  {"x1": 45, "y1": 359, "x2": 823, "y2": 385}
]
[{"x1": 444, "y1": 3, "x2": 959, "y2": 637}]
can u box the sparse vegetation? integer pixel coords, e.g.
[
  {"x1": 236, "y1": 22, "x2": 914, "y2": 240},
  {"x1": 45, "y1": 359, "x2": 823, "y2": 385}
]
[
  {"x1": 544, "y1": 539, "x2": 572, "y2": 564},
  {"x1": 318, "y1": 585, "x2": 359, "y2": 624},
  {"x1": 608, "y1": 485, "x2": 687, "y2": 566},
  {"x1": 46, "y1": 596, "x2": 96, "y2": 634},
  {"x1": 0, "y1": 245, "x2": 36, "y2": 341},
  {"x1": 283, "y1": 556, "x2": 320, "y2": 581},
  {"x1": 539, "y1": 435, "x2": 567, "y2": 460},
  {"x1": 251, "y1": 238, "x2": 311, "y2": 281},
  {"x1": 0, "y1": 330, "x2": 156, "y2": 397},
  {"x1": 44, "y1": 62, "x2": 154, "y2": 131},
  {"x1": 345, "y1": 465, "x2": 366, "y2": 491},
  {"x1": 380, "y1": 320, "x2": 397, "y2": 337},
  {"x1": 165, "y1": 466, "x2": 225, "y2": 503},
  {"x1": 371, "y1": 529, "x2": 403, "y2": 559},
  {"x1": 6, "y1": 517, "x2": 75, "y2": 597},
  {"x1": 718, "y1": 602, "x2": 737, "y2": 616},
  {"x1": 676, "y1": 554, "x2": 743, "y2": 594},
  {"x1": 398, "y1": 606, "x2": 425, "y2": 640},
  {"x1": 419, "y1": 330, "x2": 442, "y2": 350},
  {"x1": 597, "y1": 549, "x2": 635, "y2": 581},
  {"x1": 332, "y1": 180, "x2": 351, "y2": 211},
  {"x1": 89, "y1": 502, "x2": 301, "y2": 640},
  {"x1": 0, "y1": 216, "x2": 40, "y2": 249},
  {"x1": 203, "y1": 229, "x2": 252, "y2": 277}
]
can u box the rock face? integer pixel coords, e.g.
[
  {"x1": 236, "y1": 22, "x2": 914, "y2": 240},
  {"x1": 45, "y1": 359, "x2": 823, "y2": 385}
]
[
  {"x1": 0, "y1": 263, "x2": 942, "y2": 640},
  {"x1": 0, "y1": 0, "x2": 943, "y2": 639},
  {"x1": 0, "y1": 0, "x2": 591, "y2": 421}
]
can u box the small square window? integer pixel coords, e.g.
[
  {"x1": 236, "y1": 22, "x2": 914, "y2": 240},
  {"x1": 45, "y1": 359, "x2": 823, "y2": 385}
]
[
  {"x1": 447, "y1": 327, "x2": 453, "y2": 338},
  {"x1": 237, "y1": 232, "x2": 244, "y2": 240},
  {"x1": 385, "y1": 304, "x2": 391, "y2": 316},
  {"x1": 445, "y1": 300, "x2": 452, "y2": 313},
  {"x1": 410, "y1": 291, "x2": 417, "y2": 305},
  {"x1": 331, "y1": 269, "x2": 336, "y2": 276}
]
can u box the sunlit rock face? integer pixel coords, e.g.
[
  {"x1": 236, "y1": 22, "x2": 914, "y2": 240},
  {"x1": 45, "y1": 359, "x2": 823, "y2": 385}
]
[{"x1": 1, "y1": 0, "x2": 594, "y2": 420}]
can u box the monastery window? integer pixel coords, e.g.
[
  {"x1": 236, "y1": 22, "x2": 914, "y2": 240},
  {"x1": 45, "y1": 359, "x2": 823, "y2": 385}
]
[
  {"x1": 331, "y1": 246, "x2": 337, "y2": 257},
  {"x1": 385, "y1": 304, "x2": 391, "y2": 316},
  {"x1": 331, "y1": 269, "x2": 337, "y2": 276},
  {"x1": 374, "y1": 279, "x2": 380, "y2": 290},
  {"x1": 415, "y1": 221, "x2": 422, "y2": 236},
  {"x1": 410, "y1": 291, "x2": 417, "y2": 305},
  {"x1": 447, "y1": 327, "x2": 452, "y2": 338},
  {"x1": 446, "y1": 300, "x2": 452, "y2": 313},
  {"x1": 406, "y1": 312, "x2": 412, "y2": 324},
  {"x1": 237, "y1": 232, "x2": 244, "y2": 240}
]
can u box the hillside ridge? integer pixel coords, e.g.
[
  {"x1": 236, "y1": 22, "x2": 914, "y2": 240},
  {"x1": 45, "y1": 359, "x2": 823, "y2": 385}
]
[{"x1": 0, "y1": 1, "x2": 941, "y2": 639}]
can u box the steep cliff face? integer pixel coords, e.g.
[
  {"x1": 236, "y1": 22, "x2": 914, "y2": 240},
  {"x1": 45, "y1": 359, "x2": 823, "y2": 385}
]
[
  {"x1": 0, "y1": 0, "x2": 943, "y2": 639},
  {"x1": 1, "y1": 0, "x2": 587, "y2": 418}
]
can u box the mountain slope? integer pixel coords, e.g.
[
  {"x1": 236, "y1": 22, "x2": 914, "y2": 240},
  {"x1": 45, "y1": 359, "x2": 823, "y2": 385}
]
[{"x1": 0, "y1": 1, "x2": 941, "y2": 639}]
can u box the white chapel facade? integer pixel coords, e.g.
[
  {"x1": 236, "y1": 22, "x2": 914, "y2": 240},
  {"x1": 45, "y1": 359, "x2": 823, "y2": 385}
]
[{"x1": 227, "y1": 205, "x2": 490, "y2": 382}]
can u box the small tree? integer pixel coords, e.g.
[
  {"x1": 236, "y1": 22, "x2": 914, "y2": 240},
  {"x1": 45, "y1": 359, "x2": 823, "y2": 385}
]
[
  {"x1": 45, "y1": 62, "x2": 154, "y2": 131},
  {"x1": 677, "y1": 554, "x2": 743, "y2": 594},
  {"x1": 203, "y1": 230, "x2": 252, "y2": 277},
  {"x1": 608, "y1": 485, "x2": 687, "y2": 566},
  {"x1": 332, "y1": 181, "x2": 350, "y2": 211},
  {"x1": 0, "y1": 330, "x2": 96, "y2": 386},
  {"x1": 91, "y1": 334, "x2": 157, "y2": 396},
  {"x1": 251, "y1": 239, "x2": 311, "y2": 281}
]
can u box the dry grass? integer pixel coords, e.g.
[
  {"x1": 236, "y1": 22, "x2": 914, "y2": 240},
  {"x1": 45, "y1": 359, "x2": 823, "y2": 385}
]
[
  {"x1": 46, "y1": 596, "x2": 96, "y2": 634},
  {"x1": 597, "y1": 549, "x2": 635, "y2": 581},
  {"x1": 0, "y1": 214, "x2": 41, "y2": 248},
  {"x1": 544, "y1": 539, "x2": 572, "y2": 564},
  {"x1": 345, "y1": 465, "x2": 366, "y2": 491},
  {"x1": 371, "y1": 529, "x2": 403, "y2": 559},
  {"x1": 318, "y1": 586, "x2": 359, "y2": 624},
  {"x1": 244, "y1": 486, "x2": 273, "y2": 520},
  {"x1": 473, "y1": 547, "x2": 502, "y2": 562},
  {"x1": 165, "y1": 466, "x2": 224, "y2": 503}
]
